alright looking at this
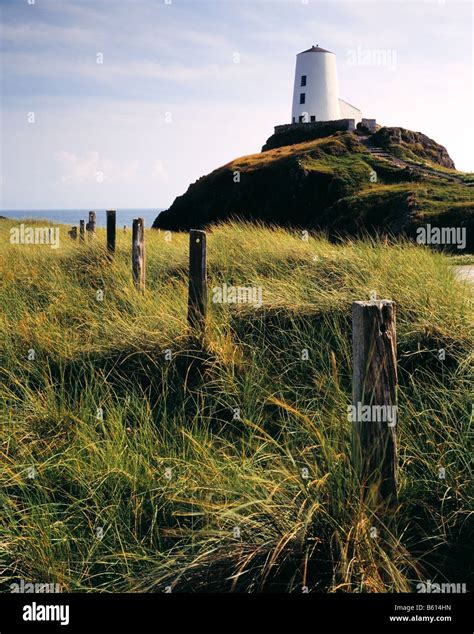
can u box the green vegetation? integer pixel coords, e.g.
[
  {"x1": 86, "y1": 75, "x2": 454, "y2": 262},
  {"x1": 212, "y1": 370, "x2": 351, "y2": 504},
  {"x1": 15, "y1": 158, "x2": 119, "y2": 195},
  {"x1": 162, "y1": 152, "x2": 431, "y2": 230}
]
[
  {"x1": 449, "y1": 254, "x2": 474, "y2": 266},
  {"x1": 401, "y1": 157, "x2": 474, "y2": 184},
  {"x1": 154, "y1": 132, "x2": 474, "y2": 248},
  {"x1": 370, "y1": 127, "x2": 456, "y2": 170},
  {"x1": 1, "y1": 219, "x2": 472, "y2": 592}
]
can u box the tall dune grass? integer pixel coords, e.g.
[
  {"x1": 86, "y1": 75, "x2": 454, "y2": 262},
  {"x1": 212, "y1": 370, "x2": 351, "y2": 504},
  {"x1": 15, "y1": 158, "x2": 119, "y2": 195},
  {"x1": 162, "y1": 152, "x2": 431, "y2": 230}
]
[{"x1": 0, "y1": 218, "x2": 472, "y2": 592}]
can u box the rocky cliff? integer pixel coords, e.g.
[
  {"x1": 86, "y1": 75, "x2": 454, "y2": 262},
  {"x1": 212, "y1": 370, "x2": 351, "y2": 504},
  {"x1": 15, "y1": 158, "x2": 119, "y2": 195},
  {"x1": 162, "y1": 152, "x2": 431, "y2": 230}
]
[{"x1": 153, "y1": 127, "x2": 472, "y2": 249}]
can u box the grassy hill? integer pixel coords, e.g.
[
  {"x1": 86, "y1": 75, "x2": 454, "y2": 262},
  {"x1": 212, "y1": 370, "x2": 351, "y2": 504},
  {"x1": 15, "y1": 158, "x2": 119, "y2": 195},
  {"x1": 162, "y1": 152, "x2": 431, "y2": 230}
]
[
  {"x1": 1, "y1": 218, "x2": 472, "y2": 592},
  {"x1": 153, "y1": 128, "x2": 473, "y2": 250}
]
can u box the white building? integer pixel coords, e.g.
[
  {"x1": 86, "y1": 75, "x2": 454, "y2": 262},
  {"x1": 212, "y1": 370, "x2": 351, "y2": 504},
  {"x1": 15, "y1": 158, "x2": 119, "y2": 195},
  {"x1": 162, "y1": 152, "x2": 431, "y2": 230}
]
[{"x1": 291, "y1": 45, "x2": 362, "y2": 125}]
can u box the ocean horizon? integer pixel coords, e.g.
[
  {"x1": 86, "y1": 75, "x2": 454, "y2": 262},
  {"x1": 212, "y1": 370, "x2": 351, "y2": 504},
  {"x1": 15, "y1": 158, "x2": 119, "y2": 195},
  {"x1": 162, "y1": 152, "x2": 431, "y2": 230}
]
[{"x1": 1, "y1": 209, "x2": 163, "y2": 228}]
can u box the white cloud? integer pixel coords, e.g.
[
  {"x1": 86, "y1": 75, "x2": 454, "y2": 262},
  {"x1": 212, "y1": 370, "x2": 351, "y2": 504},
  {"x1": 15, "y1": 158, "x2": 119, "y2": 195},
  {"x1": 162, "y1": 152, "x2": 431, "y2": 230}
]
[
  {"x1": 2, "y1": 51, "x2": 270, "y2": 85},
  {"x1": 151, "y1": 160, "x2": 169, "y2": 183},
  {"x1": 54, "y1": 150, "x2": 140, "y2": 185},
  {"x1": 0, "y1": 22, "x2": 96, "y2": 46}
]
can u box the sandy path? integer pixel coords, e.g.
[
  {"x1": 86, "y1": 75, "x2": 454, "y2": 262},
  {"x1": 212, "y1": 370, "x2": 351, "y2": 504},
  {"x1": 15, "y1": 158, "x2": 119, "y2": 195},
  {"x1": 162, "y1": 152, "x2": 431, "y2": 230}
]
[{"x1": 454, "y1": 265, "x2": 474, "y2": 284}]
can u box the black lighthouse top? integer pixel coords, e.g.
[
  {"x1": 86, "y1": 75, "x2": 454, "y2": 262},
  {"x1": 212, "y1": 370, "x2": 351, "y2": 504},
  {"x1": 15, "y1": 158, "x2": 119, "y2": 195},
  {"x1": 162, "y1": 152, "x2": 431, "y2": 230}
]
[{"x1": 299, "y1": 45, "x2": 333, "y2": 54}]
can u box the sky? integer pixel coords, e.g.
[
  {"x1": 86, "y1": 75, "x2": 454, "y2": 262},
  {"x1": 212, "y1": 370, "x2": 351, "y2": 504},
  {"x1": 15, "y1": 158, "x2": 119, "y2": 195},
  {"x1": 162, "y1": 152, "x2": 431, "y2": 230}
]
[{"x1": 0, "y1": 0, "x2": 472, "y2": 210}]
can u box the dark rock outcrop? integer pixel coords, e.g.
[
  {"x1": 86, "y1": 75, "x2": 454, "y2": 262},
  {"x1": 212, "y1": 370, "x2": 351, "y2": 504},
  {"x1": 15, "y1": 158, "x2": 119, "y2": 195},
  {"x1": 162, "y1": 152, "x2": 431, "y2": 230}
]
[
  {"x1": 262, "y1": 120, "x2": 355, "y2": 151},
  {"x1": 370, "y1": 127, "x2": 456, "y2": 169},
  {"x1": 153, "y1": 127, "x2": 472, "y2": 249},
  {"x1": 154, "y1": 134, "x2": 367, "y2": 231}
]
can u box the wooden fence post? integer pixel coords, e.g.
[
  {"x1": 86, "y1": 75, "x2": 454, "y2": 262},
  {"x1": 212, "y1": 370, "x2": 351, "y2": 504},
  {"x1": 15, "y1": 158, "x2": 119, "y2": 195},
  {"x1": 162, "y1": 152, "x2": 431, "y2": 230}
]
[
  {"x1": 187, "y1": 229, "x2": 207, "y2": 329},
  {"x1": 352, "y1": 300, "x2": 398, "y2": 505},
  {"x1": 79, "y1": 220, "x2": 85, "y2": 242},
  {"x1": 132, "y1": 218, "x2": 145, "y2": 291},
  {"x1": 106, "y1": 209, "x2": 116, "y2": 254},
  {"x1": 68, "y1": 226, "x2": 78, "y2": 240},
  {"x1": 86, "y1": 211, "x2": 96, "y2": 238}
]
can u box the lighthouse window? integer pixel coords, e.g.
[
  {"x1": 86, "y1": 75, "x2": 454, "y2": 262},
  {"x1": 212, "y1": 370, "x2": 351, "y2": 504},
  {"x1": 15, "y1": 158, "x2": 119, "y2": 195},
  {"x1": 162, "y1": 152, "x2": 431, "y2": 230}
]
[
  {"x1": 311, "y1": 116, "x2": 316, "y2": 122},
  {"x1": 299, "y1": 93, "x2": 306, "y2": 104},
  {"x1": 301, "y1": 75, "x2": 307, "y2": 87}
]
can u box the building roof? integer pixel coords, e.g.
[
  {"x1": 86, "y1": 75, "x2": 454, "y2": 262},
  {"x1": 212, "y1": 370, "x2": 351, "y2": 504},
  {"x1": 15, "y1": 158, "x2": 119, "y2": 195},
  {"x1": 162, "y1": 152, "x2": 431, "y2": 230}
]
[
  {"x1": 339, "y1": 98, "x2": 361, "y2": 113},
  {"x1": 299, "y1": 45, "x2": 333, "y2": 54}
]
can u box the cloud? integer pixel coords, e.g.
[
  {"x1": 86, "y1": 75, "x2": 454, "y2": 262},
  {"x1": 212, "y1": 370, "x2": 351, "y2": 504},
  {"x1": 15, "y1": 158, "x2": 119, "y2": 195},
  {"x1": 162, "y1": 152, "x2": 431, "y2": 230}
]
[
  {"x1": 152, "y1": 160, "x2": 169, "y2": 183},
  {"x1": 0, "y1": 22, "x2": 96, "y2": 47},
  {"x1": 54, "y1": 150, "x2": 139, "y2": 185},
  {"x1": 3, "y1": 51, "x2": 272, "y2": 86}
]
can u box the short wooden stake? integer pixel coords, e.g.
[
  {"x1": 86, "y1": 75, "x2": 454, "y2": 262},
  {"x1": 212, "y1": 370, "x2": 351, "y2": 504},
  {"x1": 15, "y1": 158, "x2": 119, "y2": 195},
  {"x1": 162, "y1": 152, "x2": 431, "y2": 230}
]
[
  {"x1": 352, "y1": 300, "x2": 398, "y2": 505},
  {"x1": 86, "y1": 211, "x2": 96, "y2": 238},
  {"x1": 106, "y1": 209, "x2": 116, "y2": 254},
  {"x1": 79, "y1": 220, "x2": 85, "y2": 242},
  {"x1": 132, "y1": 218, "x2": 145, "y2": 291},
  {"x1": 187, "y1": 229, "x2": 207, "y2": 329},
  {"x1": 68, "y1": 226, "x2": 78, "y2": 240}
]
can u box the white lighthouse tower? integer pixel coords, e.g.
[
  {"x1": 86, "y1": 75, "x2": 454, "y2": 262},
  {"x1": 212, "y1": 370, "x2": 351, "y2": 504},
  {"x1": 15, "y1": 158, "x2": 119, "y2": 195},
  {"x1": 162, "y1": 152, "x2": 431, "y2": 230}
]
[{"x1": 291, "y1": 45, "x2": 362, "y2": 124}]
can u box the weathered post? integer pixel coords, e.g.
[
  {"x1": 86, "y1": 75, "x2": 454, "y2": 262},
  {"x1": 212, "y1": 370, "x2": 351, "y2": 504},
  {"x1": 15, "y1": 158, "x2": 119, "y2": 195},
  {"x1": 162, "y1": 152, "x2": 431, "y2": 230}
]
[
  {"x1": 106, "y1": 209, "x2": 116, "y2": 254},
  {"x1": 79, "y1": 220, "x2": 85, "y2": 242},
  {"x1": 132, "y1": 218, "x2": 145, "y2": 291},
  {"x1": 86, "y1": 211, "x2": 96, "y2": 238},
  {"x1": 352, "y1": 300, "x2": 398, "y2": 505},
  {"x1": 187, "y1": 229, "x2": 207, "y2": 329},
  {"x1": 68, "y1": 226, "x2": 78, "y2": 240}
]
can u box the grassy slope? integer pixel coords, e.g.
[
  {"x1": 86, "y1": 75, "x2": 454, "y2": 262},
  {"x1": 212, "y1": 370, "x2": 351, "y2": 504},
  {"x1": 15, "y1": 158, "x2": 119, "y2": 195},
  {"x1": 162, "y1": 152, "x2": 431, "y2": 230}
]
[
  {"x1": 154, "y1": 133, "x2": 474, "y2": 240},
  {"x1": 277, "y1": 138, "x2": 473, "y2": 218},
  {"x1": 1, "y1": 219, "x2": 472, "y2": 592}
]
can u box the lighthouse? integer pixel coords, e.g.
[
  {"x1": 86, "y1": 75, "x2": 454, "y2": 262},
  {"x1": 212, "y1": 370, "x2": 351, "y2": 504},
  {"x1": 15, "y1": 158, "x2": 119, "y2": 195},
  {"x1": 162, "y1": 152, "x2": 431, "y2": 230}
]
[{"x1": 291, "y1": 45, "x2": 362, "y2": 124}]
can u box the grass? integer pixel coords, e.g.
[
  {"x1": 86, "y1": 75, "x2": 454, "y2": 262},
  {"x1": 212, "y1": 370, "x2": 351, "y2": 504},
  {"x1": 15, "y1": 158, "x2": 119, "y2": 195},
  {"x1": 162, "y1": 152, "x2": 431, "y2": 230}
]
[
  {"x1": 401, "y1": 156, "x2": 474, "y2": 183},
  {"x1": 222, "y1": 134, "x2": 354, "y2": 173},
  {"x1": 0, "y1": 218, "x2": 472, "y2": 593},
  {"x1": 155, "y1": 132, "x2": 473, "y2": 238},
  {"x1": 449, "y1": 254, "x2": 474, "y2": 265},
  {"x1": 222, "y1": 133, "x2": 473, "y2": 218}
]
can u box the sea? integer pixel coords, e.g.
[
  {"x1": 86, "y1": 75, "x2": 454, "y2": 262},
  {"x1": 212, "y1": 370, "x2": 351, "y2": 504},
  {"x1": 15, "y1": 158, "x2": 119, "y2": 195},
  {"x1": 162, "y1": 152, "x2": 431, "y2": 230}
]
[{"x1": 1, "y1": 209, "x2": 162, "y2": 228}]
